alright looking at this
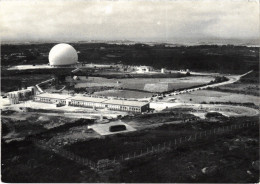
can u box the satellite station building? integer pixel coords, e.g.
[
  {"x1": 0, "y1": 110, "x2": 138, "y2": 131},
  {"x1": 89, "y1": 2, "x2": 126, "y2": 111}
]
[
  {"x1": 33, "y1": 93, "x2": 149, "y2": 113},
  {"x1": 48, "y1": 43, "x2": 79, "y2": 67},
  {"x1": 7, "y1": 43, "x2": 150, "y2": 112}
]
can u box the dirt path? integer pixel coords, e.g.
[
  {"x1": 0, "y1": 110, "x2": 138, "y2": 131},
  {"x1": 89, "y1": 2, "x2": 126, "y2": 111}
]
[{"x1": 173, "y1": 103, "x2": 259, "y2": 117}]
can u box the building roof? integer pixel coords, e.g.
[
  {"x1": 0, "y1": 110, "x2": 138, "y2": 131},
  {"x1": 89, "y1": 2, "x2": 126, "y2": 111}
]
[
  {"x1": 8, "y1": 89, "x2": 30, "y2": 93},
  {"x1": 36, "y1": 93, "x2": 72, "y2": 100},
  {"x1": 70, "y1": 95, "x2": 108, "y2": 103},
  {"x1": 35, "y1": 93, "x2": 149, "y2": 107},
  {"x1": 103, "y1": 99, "x2": 149, "y2": 107}
]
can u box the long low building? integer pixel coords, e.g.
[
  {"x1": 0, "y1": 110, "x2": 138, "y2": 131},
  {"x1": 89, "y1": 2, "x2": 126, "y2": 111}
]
[
  {"x1": 34, "y1": 93, "x2": 71, "y2": 105},
  {"x1": 33, "y1": 93, "x2": 149, "y2": 113},
  {"x1": 69, "y1": 96, "x2": 108, "y2": 109},
  {"x1": 102, "y1": 99, "x2": 149, "y2": 112}
]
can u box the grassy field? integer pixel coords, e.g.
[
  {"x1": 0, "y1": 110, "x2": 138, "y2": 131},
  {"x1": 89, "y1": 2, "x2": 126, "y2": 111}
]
[
  {"x1": 240, "y1": 71, "x2": 259, "y2": 84},
  {"x1": 210, "y1": 83, "x2": 259, "y2": 96},
  {"x1": 94, "y1": 89, "x2": 153, "y2": 98},
  {"x1": 175, "y1": 90, "x2": 260, "y2": 106},
  {"x1": 210, "y1": 71, "x2": 259, "y2": 96},
  {"x1": 67, "y1": 76, "x2": 214, "y2": 92}
]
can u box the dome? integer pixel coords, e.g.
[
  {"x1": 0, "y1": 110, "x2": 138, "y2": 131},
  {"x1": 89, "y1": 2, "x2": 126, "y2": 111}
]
[{"x1": 49, "y1": 43, "x2": 78, "y2": 66}]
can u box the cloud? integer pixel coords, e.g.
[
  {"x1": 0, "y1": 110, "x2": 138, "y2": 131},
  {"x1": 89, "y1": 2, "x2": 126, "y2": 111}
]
[{"x1": 0, "y1": 0, "x2": 259, "y2": 43}]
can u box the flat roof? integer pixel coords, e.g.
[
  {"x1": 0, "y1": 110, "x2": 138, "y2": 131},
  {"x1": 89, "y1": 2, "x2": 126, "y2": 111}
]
[
  {"x1": 8, "y1": 89, "x2": 31, "y2": 93},
  {"x1": 35, "y1": 93, "x2": 149, "y2": 107},
  {"x1": 103, "y1": 99, "x2": 149, "y2": 107},
  {"x1": 36, "y1": 93, "x2": 72, "y2": 100},
  {"x1": 70, "y1": 95, "x2": 108, "y2": 103}
]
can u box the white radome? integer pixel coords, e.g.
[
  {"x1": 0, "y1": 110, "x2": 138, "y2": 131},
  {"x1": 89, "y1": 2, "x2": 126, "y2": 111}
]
[{"x1": 49, "y1": 43, "x2": 78, "y2": 66}]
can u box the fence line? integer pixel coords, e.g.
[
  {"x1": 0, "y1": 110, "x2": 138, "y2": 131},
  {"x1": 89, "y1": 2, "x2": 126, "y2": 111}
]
[
  {"x1": 26, "y1": 137, "x2": 100, "y2": 171},
  {"x1": 113, "y1": 121, "x2": 258, "y2": 163},
  {"x1": 26, "y1": 121, "x2": 258, "y2": 172}
]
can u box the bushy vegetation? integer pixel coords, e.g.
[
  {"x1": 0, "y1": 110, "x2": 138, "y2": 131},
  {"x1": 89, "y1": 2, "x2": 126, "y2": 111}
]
[
  {"x1": 239, "y1": 71, "x2": 259, "y2": 83},
  {"x1": 2, "y1": 43, "x2": 259, "y2": 74},
  {"x1": 1, "y1": 140, "x2": 98, "y2": 183},
  {"x1": 118, "y1": 124, "x2": 259, "y2": 183}
]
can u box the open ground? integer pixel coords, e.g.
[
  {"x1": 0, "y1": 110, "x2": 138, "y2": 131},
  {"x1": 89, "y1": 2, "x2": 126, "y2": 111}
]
[{"x1": 1, "y1": 43, "x2": 259, "y2": 183}]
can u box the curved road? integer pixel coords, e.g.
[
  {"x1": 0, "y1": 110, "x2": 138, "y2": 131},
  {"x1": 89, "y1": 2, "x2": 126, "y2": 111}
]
[
  {"x1": 167, "y1": 70, "x2": 253, "y2": 96},
  {"x1": 151, "y1": 70, "x2": 259, "y2": 117}
]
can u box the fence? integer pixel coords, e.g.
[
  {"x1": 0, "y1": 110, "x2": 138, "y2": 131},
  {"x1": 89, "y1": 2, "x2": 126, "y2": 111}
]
[
  {"x1": 26, "y1": 137, "x2": 99, "y2": 171},
  {"x1": 112, "y1": 121, "x2": 258, "y2": 163},
  {"x1": 27, "y1": 121, "x2": 258, "y2": 172}
]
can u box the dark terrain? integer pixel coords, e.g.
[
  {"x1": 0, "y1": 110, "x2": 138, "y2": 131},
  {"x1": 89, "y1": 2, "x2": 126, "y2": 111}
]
[
  {"x1": 1, "y1": 43, "x2": 259, "y2": 182},
  {"x1": 1, "y1": 113, "x2": 259, "y2": 182},
  {"x1": 1, "y1": 43, "x2": 259, "y2": 73}
]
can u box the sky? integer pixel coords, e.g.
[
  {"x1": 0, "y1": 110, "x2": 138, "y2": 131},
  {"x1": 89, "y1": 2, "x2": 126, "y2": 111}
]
[{"x1": 1, "y1": 0, "x2": 259, "y2": 44}]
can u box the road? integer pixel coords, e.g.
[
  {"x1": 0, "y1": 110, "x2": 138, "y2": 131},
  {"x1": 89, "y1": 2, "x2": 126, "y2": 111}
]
[
  {"x1": 166, "y1": 70, "x2": 253, "y2": 96},
  {"x1": 150, "y1": 70, "x2": 259, "y2": 117}
]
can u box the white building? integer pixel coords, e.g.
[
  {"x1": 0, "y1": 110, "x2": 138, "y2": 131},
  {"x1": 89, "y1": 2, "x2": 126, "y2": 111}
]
[
  {"x1": 136, "y1": 66, "x2": 153, "y2": 73},
  {"x1": 161, "y1": 68, "x2": 166, "y2": 73},
  {"x1": 7, "y1": 86, "x2": 36, "y2": 104}
]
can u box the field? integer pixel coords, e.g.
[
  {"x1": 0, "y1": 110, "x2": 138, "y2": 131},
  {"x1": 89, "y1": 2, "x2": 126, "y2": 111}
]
[
  {"x1": 94, "y1": 89, "x2": 153, "y2": 98},
  {"x1": 172, "y1": 71, "x2": 260, "y2": 106},
  {"x1": 210, "y1": 71, "x2": 260, "y2": 96},
  {"x1": 211, "y1": 83, "x2": 259, "y2": 96},
  {"x1": 67, "y1": 76, "x2": 214, "y2": 92},
  {"x1": 174, "y1": 90, "x2": 260, "y2": 106}
]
